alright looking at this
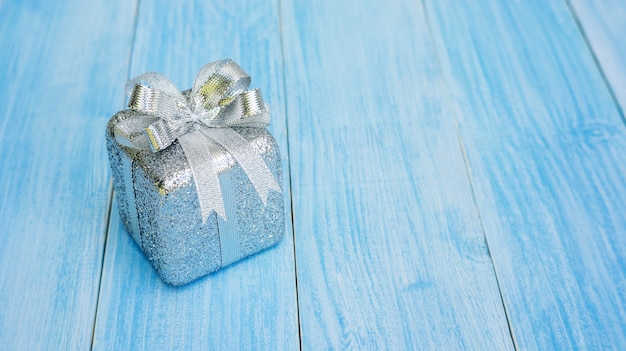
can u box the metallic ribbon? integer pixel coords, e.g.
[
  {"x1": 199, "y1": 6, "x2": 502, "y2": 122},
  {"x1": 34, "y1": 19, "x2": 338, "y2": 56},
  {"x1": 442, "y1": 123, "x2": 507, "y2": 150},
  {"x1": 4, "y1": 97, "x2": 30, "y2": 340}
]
[{"x1": 112, "y1": 59, "x2": 281, "y2": 223}]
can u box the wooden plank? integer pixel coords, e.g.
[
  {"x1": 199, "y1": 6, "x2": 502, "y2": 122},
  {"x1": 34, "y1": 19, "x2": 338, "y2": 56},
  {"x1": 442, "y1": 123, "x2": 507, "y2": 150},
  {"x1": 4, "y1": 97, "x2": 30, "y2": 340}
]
[
  {"x1": 91, "y1": 1, "x2": 299, "y2": 350},
  {"x1": 0, "y1": 1, "x2": 136, "y2": 350},
  {"x1": 281, "y1": 0, "x2": 514, "y2": 349},
  {"x1": 424, "y1": 0, "x2": 626, "y2": 349},
  {"x1": 569, "y1": 0, "x2": 626, "y2": 114}
]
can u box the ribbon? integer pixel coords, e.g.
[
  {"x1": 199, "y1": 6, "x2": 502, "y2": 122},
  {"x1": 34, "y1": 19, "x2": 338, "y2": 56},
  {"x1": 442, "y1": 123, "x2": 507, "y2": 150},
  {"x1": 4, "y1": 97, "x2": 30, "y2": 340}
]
[{"x1": 112, "y1": 59, "x2": 281, "y2": 223}]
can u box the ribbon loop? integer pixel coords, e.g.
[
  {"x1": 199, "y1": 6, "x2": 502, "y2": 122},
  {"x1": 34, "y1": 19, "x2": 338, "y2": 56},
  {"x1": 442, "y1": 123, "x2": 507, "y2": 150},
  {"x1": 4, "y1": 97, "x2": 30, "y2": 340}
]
[
  {"x1": 113, "y1": 59, "x2": 281, "y2": 222},
  {"x1": 144, "y1": 118, "x2": 177, "y2": 152},
  {"x1": 207, "y1": 89, "x2": 266, "y2": 127},
  {"x1": 126, "y1": 72, "x2": 186, "y2": 104},
  {"x1": 192, "y1": 59, "x2": 251, "y2": 110}
]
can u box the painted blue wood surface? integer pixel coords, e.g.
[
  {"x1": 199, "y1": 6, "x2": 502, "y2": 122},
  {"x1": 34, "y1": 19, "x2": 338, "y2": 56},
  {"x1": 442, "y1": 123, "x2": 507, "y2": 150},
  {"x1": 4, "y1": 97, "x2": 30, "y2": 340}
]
[
  {"x1": 91, "y1": 1, "x2": 299, "y2": 350},
  {"x1": 570, "y1": 0, "x2": 626, "y2": 113},
  {"x1": 1, "y1": 0, "x2": 625, "y2": 349},
  {"x1": 425, "y1": 0, "x2": 626, "y2": 349},
  {"x1": 281, "y1": 0, "x2": 514, "y2": 349},
  {"x1": 0, "y1": 1, "x2": 136, "y2": 350}
]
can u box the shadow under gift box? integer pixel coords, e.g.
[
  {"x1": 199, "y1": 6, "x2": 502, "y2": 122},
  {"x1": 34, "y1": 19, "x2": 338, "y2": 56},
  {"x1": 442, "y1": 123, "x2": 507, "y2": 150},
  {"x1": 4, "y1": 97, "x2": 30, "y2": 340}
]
[{"x1": 106, "y1": 110, "x2": 285, "y2": 286}]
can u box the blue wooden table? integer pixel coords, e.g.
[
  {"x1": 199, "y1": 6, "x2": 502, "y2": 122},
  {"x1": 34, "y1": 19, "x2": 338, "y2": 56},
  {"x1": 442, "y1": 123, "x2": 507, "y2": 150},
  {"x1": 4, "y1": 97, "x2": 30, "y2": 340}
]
[{"x1": 1, "y1": 0, "x2": 625, "y2": 350}]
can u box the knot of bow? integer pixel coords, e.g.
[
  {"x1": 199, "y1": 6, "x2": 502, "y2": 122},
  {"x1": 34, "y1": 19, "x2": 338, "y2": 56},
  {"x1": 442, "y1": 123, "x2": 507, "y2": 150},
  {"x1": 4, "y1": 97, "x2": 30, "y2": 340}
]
[{"x1": 112, "y1": 59, "x2": 281, "y2": 222}]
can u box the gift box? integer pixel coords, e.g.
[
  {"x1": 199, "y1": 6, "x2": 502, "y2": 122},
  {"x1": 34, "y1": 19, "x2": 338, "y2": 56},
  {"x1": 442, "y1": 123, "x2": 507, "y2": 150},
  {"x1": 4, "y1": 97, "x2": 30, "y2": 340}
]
[{"x1": 105, "y1": 59, "x2": 284, "y2": 286}]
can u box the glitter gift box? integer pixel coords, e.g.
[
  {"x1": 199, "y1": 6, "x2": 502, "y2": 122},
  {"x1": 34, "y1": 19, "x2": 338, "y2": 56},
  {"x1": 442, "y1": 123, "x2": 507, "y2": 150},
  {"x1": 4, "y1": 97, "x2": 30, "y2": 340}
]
[{"x1": 105, "y1": 60, "x2": 285, "y2": 286}]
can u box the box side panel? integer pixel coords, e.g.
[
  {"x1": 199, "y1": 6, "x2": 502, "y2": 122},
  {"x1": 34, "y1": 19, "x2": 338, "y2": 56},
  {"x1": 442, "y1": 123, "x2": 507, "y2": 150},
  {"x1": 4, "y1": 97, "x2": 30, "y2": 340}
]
[
  {"x1": 234, "y1": 128, "x2": 285, "y2": 258},
  {"x1": 115, "y1": 126, "x2": 285, "y2": 286},
  {"x1": 133, "y1": 142, "x2": 223, "y2": 285}
]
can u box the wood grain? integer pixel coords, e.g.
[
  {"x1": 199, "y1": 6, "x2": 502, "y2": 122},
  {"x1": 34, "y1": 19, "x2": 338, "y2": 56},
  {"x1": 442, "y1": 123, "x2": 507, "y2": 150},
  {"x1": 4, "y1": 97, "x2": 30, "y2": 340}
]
[
  {"x1": 570, "y1": 0, "x2": 626, "y2": 114},
  {"x1": 0, "y1": 1, "x2": 136, "y2": 350},
  {"x1": 281, "y1": 0, "x2": 514, "y2": 349},
  {"x1": 2, "y1": 0, "x2": 623, "y2": 349},
  {"x1": 91, "y1": 1, "x2": 299, "y2": 350},
  {"x1": 425, "y1": 0, "x2": 626, "y2": 349}
]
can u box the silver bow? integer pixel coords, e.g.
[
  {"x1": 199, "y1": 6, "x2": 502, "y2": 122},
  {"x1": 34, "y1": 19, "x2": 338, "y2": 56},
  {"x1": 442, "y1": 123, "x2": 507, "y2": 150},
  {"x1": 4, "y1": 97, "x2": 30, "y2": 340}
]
[{"x1": 112, "y1": 59, "x2": 281, "y2": 222}]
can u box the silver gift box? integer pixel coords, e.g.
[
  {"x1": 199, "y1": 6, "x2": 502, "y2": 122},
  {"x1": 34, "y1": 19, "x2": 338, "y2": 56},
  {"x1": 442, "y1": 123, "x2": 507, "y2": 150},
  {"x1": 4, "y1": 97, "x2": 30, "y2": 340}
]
[{"x1": 106, "y1": 110, "x2": 284, "y2": 285}]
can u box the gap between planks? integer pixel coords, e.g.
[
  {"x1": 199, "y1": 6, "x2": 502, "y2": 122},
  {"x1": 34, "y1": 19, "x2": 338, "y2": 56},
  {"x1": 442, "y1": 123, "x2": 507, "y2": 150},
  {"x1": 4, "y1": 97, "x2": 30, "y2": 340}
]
[
  {"x1": 564, "y1": 0, "x2": 626, "y2": 126},
  {"x1": 277, "y1": 0, "x2": 304, "y2": 349},
  {"x1": 419, "y1": 0, "x2": 519, "y2": 349}
]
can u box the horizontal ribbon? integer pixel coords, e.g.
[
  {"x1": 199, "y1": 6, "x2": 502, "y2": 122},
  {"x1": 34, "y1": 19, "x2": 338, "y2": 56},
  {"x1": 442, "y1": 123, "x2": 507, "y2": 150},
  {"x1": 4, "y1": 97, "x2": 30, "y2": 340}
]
[{"x1": 112, "y1": 59, "x2": 281, "y2": 222}]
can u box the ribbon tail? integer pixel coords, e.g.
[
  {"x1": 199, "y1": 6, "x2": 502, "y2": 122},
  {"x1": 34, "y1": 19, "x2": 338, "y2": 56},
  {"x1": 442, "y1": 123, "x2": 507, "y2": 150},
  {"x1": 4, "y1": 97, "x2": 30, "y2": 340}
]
[
  {"x1": 178, "y1": 129, "x2": 226, "y2": 221},
  {"x1": 201, "y1": 128, "x2": 281, "y2": 206}
]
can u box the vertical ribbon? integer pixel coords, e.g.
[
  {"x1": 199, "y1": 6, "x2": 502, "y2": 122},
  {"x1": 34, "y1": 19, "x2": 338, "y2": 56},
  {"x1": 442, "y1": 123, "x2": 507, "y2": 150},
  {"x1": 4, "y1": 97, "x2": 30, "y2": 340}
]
[
  {"x1": 217, "y1": 171, "x2": 241, "y2": 267},
  {"x1": 120, "y1": 153, "x2": 142, "y2": 246}
]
